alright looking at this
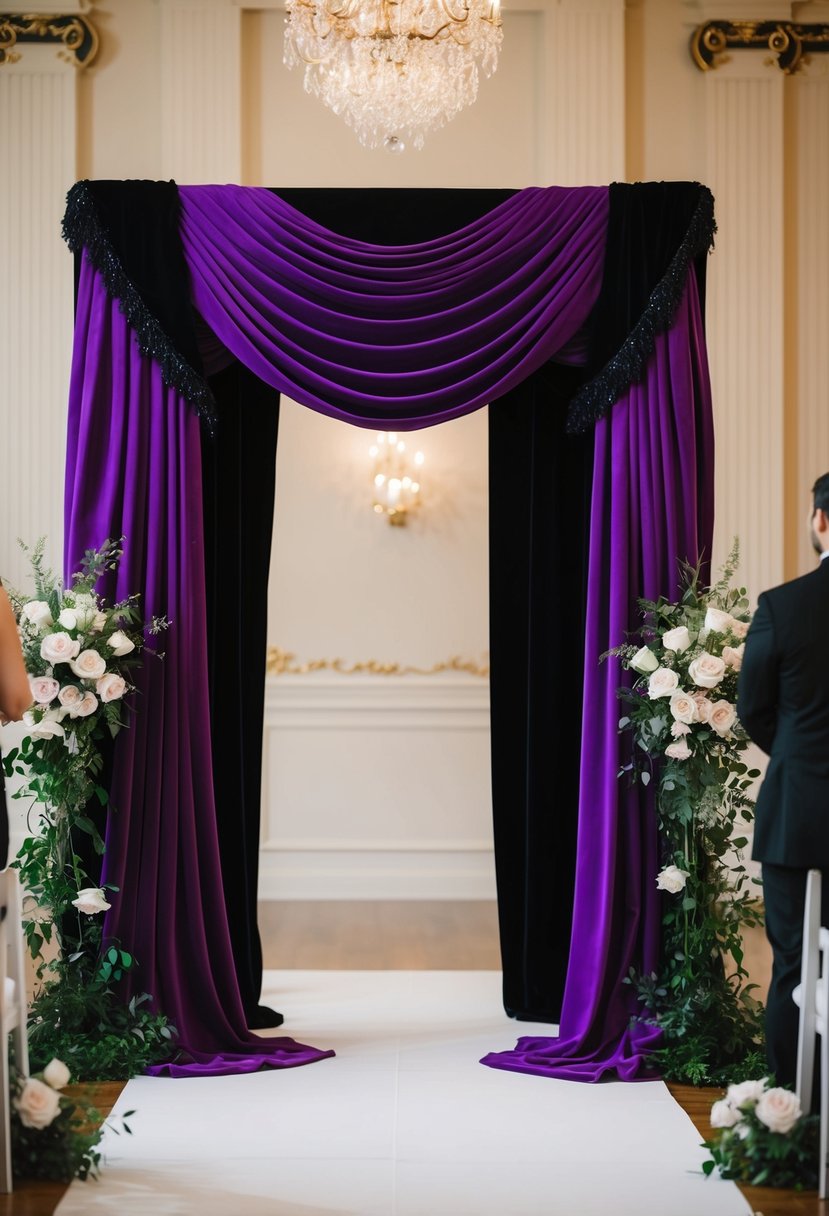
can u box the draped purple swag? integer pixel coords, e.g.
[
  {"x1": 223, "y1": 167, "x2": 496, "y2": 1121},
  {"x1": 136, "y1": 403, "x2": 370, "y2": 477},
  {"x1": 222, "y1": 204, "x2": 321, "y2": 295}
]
[{"x1": 63, "y1": 183, "x2": 714, "y2": 1079}]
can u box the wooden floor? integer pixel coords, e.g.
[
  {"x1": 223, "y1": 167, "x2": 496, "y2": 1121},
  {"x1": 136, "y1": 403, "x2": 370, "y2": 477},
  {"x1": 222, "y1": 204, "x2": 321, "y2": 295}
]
[{"x1": 7, "y1": 902, "x2": 822, "y2": 1215}]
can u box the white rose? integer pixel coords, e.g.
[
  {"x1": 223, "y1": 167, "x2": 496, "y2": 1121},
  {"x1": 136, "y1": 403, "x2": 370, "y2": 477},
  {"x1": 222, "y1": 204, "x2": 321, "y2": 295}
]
[
  {"x1": 647, "y1": 667, "x2": 679, "y2": 699},
  {"x1": 656, "y1": 864, "x2": 690, "y2": 893},
  {"x1": 710, "y1": 1098, "x2": 742, "y2": 1129},
  {"x1": 665, "y1": 739, "x2": 692, "y2": 761},
  {"x1": 671, "y1": 721, "x2": 691, "y2": 738},
  {"x1": 688, "y1": 652, "x2": 726, "y2": 689},
  {"x1": 630, "y1": 646, "x2": 659, "y2": 675},
  {"x1": 22, "y1": 601, "x2": 53, "y2": 630},
  {"x1": 42, "y1": 1059, "x2": 71, "y2": 1090},
  {"x1": 90, "y1": 611, "x2": 107, "y2": 634},
  {"x1": 40, "y1": 632, "x2": 80, "y2": 665},
  {"x1": 726, "y1": 1078, "x2": 768, "y2": 1109},
  {"x1": 68, "y1": 649, "x2": 107, "y2": 681},
  {"x1": 71, "y1": 887, "x2": 111, "y2": 916},
  {"x1": 57, "y1": 685, "x2": 83, "y2": 711},
  {"x1": 107, "y1": 630, "x2": 135, "y2": 657},
  {"x1": 722, "y1": 644, "x2": 745, "y2": 672},
  {"x1": 57, "y1": 608, "x2": 78, "y2": 631},
  {"x1": 96, "y1": 673, "x2": 127, "y2": 703},
  {"x1": 14, "y1": 1077, "x2": 61, "y2": 1129},
  {"x1": 661, "y1": 626, "x2": 692, "y2": 654},
  {"x1": 669, "y1": 691, "x2": 698, "y2": 724},
  {"x1": 692, "y1": 692, "x2": 713, "y2": 722},
  {"x1": 704, "y1": 607, "x2": 736, "y2": 634},
  {"x1": 731, "y1": 620, "x2": 750, "y2": 639},
  {"x1": 754, "y1": 1087, "x2": 801, "y2": 1135},
  {"x1": 709, "y1": 700, "x2": 737, "y2": 738},
  {"x1": 71, "y1": 692, "x2": 98, "y2": 718},
  {"x1": 28, "y1": 675, "x2": 59, "y2": 705}
]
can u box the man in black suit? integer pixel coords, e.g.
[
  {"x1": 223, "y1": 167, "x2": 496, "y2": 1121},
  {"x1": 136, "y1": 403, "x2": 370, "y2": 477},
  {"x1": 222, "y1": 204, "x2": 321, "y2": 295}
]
[{"x1": 737, "y1": 472, "x2": 829, "y2": 1088}]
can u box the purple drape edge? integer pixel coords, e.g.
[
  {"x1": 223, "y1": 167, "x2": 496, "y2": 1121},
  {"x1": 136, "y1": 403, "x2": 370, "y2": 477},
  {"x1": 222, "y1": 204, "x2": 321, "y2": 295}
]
[
  {"x1": 178, "y1": 185, "x2": 608, "y2": 429},
  {"x1": 481, "y1": 268, "x2": 715, "y2": 1082},
  {"x1": 63, "y1": 261, "x2": 334, "y2": 1077}
]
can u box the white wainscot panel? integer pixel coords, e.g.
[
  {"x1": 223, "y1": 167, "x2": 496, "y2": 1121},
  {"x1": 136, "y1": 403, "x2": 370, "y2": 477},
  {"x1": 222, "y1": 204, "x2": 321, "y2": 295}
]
[{"x1": 260, "y1": 676, "x2": 494, "y2": 900}]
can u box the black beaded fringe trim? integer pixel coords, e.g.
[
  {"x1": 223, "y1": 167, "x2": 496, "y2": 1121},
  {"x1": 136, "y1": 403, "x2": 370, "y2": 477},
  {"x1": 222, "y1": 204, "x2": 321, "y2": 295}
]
[
  {"x1": 62, "y1": 180, "x2": 217, "y2": 430},
  {"x1": 565, "y1": 185, "x2": 716, "y2": 434}
]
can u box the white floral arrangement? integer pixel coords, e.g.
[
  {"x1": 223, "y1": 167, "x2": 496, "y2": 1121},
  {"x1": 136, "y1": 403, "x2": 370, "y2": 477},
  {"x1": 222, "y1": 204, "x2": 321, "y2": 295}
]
[
  {"x1": 15, "y1": 552, "x2": 145, "y2": 750},
  {"x1": 10, "y1": 1056, "x2": 132, "y2": 1182},
  {"x1": 704, "y1": 1077, "x2": 818, "y2": 1188},
  {"x1": 610, "y1": 544, "x2": 765, "y2": 1086},
  {"x1": 624, "y1": 601, "x2": 748, "y2": 778},
  {"x1": 3, "y1": 540, "x2": 176, "y2": 1083}
]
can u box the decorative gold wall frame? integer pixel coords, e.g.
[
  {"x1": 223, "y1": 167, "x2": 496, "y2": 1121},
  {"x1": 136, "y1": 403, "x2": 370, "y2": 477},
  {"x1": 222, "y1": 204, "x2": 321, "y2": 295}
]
[
  {"x1": 267, "y1": 646, "x2": 490, "y2": 678},
  {"x1": 691, "y1": 20, "x2": 829, "y2": 74},
  {"x1": 0, "y1": 11, "x2": 99, "y2": 68}
]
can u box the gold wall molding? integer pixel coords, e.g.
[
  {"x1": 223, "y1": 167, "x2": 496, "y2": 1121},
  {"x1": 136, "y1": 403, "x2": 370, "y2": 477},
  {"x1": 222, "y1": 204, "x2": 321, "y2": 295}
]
[
  {"x1": 0, "y1": 11, "x2": 98, "y2": 68},
  {"x1": 691, "y1": 21, "x2": 829, "y2": 75},
  {"x1": 266, "y1": 646, "x2": 490, "y2": 678}
]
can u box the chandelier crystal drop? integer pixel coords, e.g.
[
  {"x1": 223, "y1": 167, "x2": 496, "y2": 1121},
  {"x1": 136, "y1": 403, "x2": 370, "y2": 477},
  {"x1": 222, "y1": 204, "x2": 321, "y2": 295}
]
[{"x1": 284, "y1": 0, "x2": 504, "y2": 151}]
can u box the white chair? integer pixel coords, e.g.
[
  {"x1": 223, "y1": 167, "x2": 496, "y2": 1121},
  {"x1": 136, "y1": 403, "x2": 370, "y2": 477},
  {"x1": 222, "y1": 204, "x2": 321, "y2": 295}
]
[
  {"x1": 0, "y1": 868, "x2": 29, "y2": 1193},
  {"x1": 793, "y1": 867, "x2": 829, "y2": 1199}
]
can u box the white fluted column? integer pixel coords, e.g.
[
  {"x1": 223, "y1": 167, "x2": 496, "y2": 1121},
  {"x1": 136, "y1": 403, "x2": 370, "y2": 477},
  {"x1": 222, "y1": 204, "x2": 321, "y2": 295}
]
[
  {"x1": 541, "y1": 0, "x2": 626, "y2": 184},
  {"x1": 698, "y1": 14, "x2": 788, "y2": 602},
  {"x1": 791, "y1": 53, "x2": 829, "y2": 574},
  {"x1": 160, "y1": 0, "x2": 242, "y2": 183},
  {"x1": 0, "y1": 45, "x2": 77, "y2": 588}
]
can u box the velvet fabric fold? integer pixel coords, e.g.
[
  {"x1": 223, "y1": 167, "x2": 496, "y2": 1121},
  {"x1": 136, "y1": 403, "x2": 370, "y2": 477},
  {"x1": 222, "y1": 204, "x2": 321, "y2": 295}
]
[
  {"x1": 482, "y1": 268, "x2": 715, "y2": 1081},
  {"x1": 177, "y1": 184, "x2": 608, "y2": 429},
  {"x1": 63, "y1": 260, "x2": 334, "y2": 1076}
]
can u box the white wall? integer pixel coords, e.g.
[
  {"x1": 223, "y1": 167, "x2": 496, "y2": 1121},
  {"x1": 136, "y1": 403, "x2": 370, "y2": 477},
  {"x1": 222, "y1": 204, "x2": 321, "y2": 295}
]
[{"x1": 3, "y1": 0, "x2": 828, "y2": 891}]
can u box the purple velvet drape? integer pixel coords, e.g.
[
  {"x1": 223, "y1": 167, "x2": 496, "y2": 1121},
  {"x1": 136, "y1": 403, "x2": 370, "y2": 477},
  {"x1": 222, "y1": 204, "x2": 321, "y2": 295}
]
[
  {"x1": 481, "y1": 270, "x2": 714, "y2": 1081},
  {"x1": 64, "y1": 261, "x2": 334, "y2": 1076},
  {"x1": 178, "y1": 185, "x2": 607, "y2": 429}
]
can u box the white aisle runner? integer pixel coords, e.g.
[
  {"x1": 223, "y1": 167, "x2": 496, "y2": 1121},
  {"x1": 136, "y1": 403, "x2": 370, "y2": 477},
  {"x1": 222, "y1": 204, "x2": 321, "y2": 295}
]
[{"x1": 56, "y1": 971, "x2": 751, "y2": 1216}]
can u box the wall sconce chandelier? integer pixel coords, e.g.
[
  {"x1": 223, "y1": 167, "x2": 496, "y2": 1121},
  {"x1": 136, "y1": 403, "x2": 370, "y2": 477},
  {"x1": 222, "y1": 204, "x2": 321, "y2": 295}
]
[
  {"x1": 370, "y1": 432, "x2": 424, "y2": 526},
  {"x1": 283, "y1": 0, "x2": 503, "y2": 152}
]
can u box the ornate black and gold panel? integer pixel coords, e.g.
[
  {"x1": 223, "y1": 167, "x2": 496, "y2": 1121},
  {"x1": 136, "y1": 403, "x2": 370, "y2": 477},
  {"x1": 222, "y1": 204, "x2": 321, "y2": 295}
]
[
  {"x1": 0, "y1": 12, "x2": 99, "y2": 68},
  {"x1": 691, "y1": 20, "x2": 829, "y2": 74}
]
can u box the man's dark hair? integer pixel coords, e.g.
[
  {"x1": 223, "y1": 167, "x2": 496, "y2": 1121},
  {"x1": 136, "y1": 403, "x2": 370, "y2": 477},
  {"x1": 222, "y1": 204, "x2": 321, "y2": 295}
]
[{"x1": 814, "y1": 474, "x2": 829, "y2": 515}]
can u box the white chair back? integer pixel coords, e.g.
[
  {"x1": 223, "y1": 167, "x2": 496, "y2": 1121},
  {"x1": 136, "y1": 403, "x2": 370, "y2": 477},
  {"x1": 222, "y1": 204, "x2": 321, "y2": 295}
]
[
  {"x1": 793, "y1": 868, "x2": 829, "y2": 1199},
  {"x1": 0, "y1": 868, "x2": 30, "y2": 1193}
]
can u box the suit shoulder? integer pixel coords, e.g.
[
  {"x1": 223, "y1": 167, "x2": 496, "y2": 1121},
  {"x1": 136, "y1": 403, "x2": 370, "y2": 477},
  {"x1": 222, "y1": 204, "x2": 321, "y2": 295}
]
[{"x1": 762, "y1": 565, "x2": 829, "y2": 610}]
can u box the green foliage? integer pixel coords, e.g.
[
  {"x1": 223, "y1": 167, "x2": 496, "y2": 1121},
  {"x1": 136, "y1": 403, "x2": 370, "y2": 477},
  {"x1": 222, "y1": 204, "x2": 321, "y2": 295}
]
[
  {"x1": 28, "y1": 970, "x2": 177, "y2": 1082},
  {"x1": 613, "y1": 540, "x2": 766, "y2": 1084}
]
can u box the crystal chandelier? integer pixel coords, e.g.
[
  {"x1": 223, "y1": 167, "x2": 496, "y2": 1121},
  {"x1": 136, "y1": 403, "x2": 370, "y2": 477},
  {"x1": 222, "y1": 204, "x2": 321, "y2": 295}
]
[{"x1": 284, "y1": 0, "x2": 503, "y2": 152}]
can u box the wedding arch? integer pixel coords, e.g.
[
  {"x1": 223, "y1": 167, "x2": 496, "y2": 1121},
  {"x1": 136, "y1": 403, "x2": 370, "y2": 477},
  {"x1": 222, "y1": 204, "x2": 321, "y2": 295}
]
[{"x1": 61, "y1": 179, "x2": 715, "y2": 1079}]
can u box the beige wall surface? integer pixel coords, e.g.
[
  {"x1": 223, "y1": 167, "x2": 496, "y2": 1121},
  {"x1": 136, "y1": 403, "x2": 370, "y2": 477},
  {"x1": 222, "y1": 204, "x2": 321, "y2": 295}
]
[{"x1": 2, "y1": 0, "x2": 828, "y2": 893}]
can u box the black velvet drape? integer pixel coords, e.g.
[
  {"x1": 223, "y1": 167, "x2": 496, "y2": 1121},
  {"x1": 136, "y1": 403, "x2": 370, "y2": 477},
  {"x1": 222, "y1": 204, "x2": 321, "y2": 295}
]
[
  {"x1": 488, "y1": 366, "x2": 593, "y2": 1020},
  {"x1": 200, "y1": 361, "x2": 281, "y2": 1026}
]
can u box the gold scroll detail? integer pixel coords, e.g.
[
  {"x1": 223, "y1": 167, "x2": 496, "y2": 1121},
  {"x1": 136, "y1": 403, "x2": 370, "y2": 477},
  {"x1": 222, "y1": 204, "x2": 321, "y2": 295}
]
[
  {"x1": 266, "y1": 646, "x2": 489, "y2": 678},
  {"x1": 0, "y1": 12, "x2": 99, "y2": 68},
  {"x1": 690, "y1": 20, "x2": 829, "y2": 75}
]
